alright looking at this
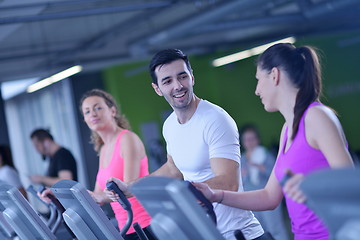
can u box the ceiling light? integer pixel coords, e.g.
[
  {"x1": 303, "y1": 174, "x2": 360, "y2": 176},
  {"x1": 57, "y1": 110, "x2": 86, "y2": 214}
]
[
  {"x1": 27, "y1": 65, "x2": 82, "y2": 93},
  {"x1": 212, "y1": 37, "x2": 296, "y2": 67},
  {"x1": 1, "y1": 78, "x2": 38, "y2": 100}
]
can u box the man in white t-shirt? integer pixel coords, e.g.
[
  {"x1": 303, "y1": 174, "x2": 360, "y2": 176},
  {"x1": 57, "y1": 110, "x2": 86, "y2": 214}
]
[{"x1": 108, "y1": 49, "x2": 265, "y2": 240}]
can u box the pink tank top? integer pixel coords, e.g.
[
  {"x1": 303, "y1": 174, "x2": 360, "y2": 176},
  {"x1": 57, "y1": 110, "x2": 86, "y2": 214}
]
[
  {"x1": 275, "y1": 102, "x2": 330, "y2": 240},
  {"x1": 96, "y1": 130, "x2": 151, "y2": 234}
]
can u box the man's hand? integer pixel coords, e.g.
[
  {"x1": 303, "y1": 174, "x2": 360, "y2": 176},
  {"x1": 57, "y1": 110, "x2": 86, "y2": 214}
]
[{"x1": 37, "y1": 187, "x2": 53, "y2": 204}]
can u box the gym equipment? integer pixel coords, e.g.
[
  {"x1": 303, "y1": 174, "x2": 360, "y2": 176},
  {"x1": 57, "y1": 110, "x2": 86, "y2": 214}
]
[
  {"x1": 27, "y1": 185, "x2": 62, "y2": 232},
  {"x1": 35, "y1": 185, "x2": 77, "y2": 239},
  {"x1": 106, "y1": 181, "x2": 150, "y2": 239},
  {"x1": 51, "y1": 179, "x2": 124, "y2": 240},
  {"x1": 106, "y1": 181, "x2": 133, "y2": 237},
  {"x1": 301, "y1": 168, "x2": 360, "y2": 240},
  {"x1": 0, "y1": 204, "x2": 15, "y2": 239},
  {"x1": 130, "y1": 176, "x2": 225, "y2": 240},
  {"x1": 185, "y1": 181, "x2": 217, "y2": 224},
  {"x1": 0, "y1": 182, "x2": 56, "y2": 240}
]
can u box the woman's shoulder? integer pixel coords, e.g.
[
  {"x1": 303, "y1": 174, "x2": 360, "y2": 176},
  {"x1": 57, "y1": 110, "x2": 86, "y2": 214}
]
[
  {"x1": 306, "y1": 104, "x2": 339, "y2": 126},
  {"x1": 120, "y1": 130, "x2": 144, "y2": 147},
  {"x1": 305, "y1": 104, "x2": 344, "y2": 145},
  {"x1": 0, "y1": 165, "x2": 18, "y2": 177}
]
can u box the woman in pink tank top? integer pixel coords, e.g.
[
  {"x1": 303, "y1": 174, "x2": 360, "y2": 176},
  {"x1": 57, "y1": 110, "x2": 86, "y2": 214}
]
[
  {"x1": 194, "y1": 43, "x2": 354, "y2": 240},
  {"x1": 80, "y1": 89, "x2": 156, "y2": 240}
]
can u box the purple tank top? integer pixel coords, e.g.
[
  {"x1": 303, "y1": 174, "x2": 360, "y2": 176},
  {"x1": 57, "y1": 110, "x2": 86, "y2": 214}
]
[{"x1": 275, "y1": 102, "x2": 329, "y2": 240}]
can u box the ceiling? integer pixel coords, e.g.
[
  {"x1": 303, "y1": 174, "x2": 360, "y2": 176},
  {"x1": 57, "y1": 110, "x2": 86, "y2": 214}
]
[{"x1": 1, "y1": 0, "x2": 360, "y2": 83}]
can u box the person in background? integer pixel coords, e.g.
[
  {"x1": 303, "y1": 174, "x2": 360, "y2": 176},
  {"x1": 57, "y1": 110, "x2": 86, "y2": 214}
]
[
  {"x1": 30, "y1": 129, "x2": 78, "y2": 186},
  {"x1": 194, "y1": 43, "x2": 354, "y2": 240},
  {"x1": 41, "y1": 89, "x2": 156, "y2": 240},
  {"x1": 80, "y1": 89, "x2": 155, "y2": 240},
  {"x1": 240, "y1": 124, "x2": 289, "y2": 240},
  {"x1": 0, "y1": 145, "x2": 27, "y2": 198},
  {"x1": 40, "y1": 89, "x2": 156, "y2": 240}
]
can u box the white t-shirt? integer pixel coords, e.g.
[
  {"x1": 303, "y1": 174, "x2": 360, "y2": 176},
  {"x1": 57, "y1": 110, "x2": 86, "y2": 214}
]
[
  {"x1": 249, "y1": 146, "x2": 267, "y2": 186},
  {"x1": 0, "y1": 165, "x2": 23, "y2": 188},
  {"x1": 163, "y1": 100, "x2": 264, "y2": 239}
]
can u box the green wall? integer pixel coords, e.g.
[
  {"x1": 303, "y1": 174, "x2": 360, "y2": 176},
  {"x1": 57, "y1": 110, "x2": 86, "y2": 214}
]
[
  {"x1": 103, "y1": 30, "x2": 360, "y2": 151},
  {"x1": 103, "y1": 61, "x2": 169, "y2": 133},
  {"x1": 302, "y1": 32, "x2": 360, "y2": 151}
]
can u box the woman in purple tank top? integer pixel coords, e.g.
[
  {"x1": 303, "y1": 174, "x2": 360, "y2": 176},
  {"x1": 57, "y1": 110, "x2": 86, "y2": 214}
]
[{"x1": 194, "y1": 43, "x2": 354, "y2": 240}]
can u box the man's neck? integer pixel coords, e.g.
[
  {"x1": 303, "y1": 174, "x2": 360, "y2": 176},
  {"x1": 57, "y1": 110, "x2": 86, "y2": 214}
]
[
  {"x1": 48, "y1": 142, "x2": 61, "y2": 157},
  {"x1": 175, "y1": 95, "x2": 200, "y2": 124}
]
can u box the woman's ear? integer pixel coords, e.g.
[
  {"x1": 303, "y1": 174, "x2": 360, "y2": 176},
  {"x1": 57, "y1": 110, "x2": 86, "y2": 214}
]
[
  {"x1": 271, "y1": 67, "x2": 280, "y2": 86},
  {"x1": 110, "y1": 106, "x2": 117, "y2": 117}
]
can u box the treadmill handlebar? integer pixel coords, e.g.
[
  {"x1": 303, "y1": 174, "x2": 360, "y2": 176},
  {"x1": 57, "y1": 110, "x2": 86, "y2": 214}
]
[{"x1": 106, "y1": 181, "x2": 132, "y2": 211}]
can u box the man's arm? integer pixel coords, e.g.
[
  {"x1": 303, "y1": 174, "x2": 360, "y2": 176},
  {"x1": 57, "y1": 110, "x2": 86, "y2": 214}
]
[
  {"x1": 202, "y1": 158, "x2": 239, "y2": 191},
  {"x1": 150, "y1": 154, "x2": 183, "y2": 179},
  {"x1": 31, "y1": 169, "x2": 74, "y2": 187},
  {"x1": 105, "y1": 154, "x2": 183, "y2": 200}
]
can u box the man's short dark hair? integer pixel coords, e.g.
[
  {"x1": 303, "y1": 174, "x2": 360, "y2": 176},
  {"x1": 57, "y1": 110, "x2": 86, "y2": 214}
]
[
  {"x1": 30, "y1": 129, "x2": 54, "y2": 141},
  {"x1": 149, "y1": 49, "x2": 192, "y2": 85}
]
